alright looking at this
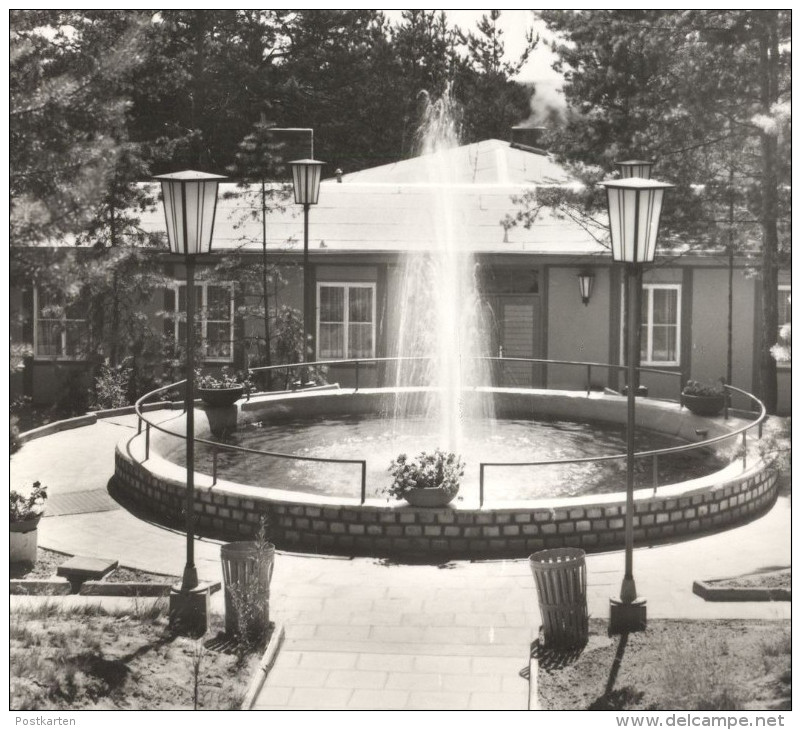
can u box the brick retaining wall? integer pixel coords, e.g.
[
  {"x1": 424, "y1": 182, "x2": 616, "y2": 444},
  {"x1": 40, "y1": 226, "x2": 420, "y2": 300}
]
[{"x1": 113, "y1": 444, "x2": 778, "y2": 560}]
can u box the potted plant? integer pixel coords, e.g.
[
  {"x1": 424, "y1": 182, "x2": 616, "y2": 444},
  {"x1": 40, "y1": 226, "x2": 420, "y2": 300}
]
[
  {"x1": 196, "y1": 368, "x2": 250, "y2": 407},
  {"x1": 681, "y1": 379, "x2": 726, "y2": 416},
  {"x1": 10, "y1": 481, "x2": 47, "y2": 563},
  {"x1": 385, "y1": 449, "x2": 465, "y2": 507}
]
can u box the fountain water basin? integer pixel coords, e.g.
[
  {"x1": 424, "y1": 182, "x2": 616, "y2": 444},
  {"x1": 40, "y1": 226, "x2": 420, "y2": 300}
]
[{"x1": 114, "y1": 386, "x2": 778, "y2": 560}]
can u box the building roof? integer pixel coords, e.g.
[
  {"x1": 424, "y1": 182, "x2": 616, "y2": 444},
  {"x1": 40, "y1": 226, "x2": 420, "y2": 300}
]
[{"x1": 134, "y1": 139, "x2": 608, "y2": 258}]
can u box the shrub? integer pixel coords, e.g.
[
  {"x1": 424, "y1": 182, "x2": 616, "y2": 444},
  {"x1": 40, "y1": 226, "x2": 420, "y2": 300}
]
[
  {"x1": 385, "y1": 449, "x2": 465, "y2": 501},
  {"x1": 10, "y1": 414, "x2": 21, "y2": 454},
  {"x1": 92, "y1": 361, "x2": 132, "y2": 409}
]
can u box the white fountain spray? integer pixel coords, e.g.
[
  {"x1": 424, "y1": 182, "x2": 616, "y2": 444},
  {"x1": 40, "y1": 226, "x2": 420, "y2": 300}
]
[{"x1": 392, "y1": 89, "x2": 494, "y2": 452}]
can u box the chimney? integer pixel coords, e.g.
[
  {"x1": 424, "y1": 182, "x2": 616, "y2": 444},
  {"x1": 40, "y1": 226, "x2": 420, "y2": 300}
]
[{"x1": 510, "y1": 126, "x2": 548, "y2": 155}]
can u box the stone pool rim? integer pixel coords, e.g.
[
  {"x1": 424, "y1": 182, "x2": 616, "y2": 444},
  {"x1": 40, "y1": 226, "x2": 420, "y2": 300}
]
[{"x1": 114, "y1": 386, "x2": 778, "y2": 560}]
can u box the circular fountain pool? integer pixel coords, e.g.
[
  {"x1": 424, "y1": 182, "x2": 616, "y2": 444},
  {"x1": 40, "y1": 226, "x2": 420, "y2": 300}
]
[
  {"x1": 175, "y1": 413, "x2": 726, "y2": 501},
  {"x1": 116, "y1": 386, "x2": 777, "y2": 560}
]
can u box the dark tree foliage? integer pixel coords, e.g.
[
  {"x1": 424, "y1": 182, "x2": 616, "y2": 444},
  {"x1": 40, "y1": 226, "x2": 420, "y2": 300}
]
[
  {"x1": 536, "y1": 9, "x2": 790, "y2": 411},
  {"x1": 457, "y1": 10, "x2": 538, "y2": 143},
  {"x1": 10, "y1": 9, "x2": 147, "y2": 246}
]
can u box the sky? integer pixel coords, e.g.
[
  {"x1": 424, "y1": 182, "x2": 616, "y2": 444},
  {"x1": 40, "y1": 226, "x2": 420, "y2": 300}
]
[{"x1": 382, "y1": 9, "x2": 566, "y2": 113}]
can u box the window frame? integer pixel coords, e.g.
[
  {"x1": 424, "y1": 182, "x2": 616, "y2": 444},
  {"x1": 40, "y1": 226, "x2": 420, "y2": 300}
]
[
  {"x1": 168, "y1": 280, "x2": 235, "y2": 363},
  {"x1": 32, "y1": 287, "x2": 89, "y2": 361},
  {"x1": 315, "y1": 281, "x2": 377, "y2": 361},
  {"x1": 620, "y1": 282, "x2": 682, "y2": 368}
]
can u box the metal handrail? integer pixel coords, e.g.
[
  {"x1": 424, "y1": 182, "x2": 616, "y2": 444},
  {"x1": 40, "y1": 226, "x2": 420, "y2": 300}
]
[
  {"x1": 478, "y1": 383, "x2": 767, "y2": 507},
  {"x1": 134, "y1": 358, "x2": 766, "y2": 508},
  {"x1": 134, "y1": 379, "x2": 369, "y2": 503}
]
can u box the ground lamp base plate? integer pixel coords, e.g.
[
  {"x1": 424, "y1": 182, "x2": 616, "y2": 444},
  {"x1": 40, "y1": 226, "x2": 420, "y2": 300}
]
[
  {"x1": 169, "y1": 582, "x2": 213, "y2": 636},
  {"x1": 609, "y1": 597, "x2": 647, "y2": 635}
]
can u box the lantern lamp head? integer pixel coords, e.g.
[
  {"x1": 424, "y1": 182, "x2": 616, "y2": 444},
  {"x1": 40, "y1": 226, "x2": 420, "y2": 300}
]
[
  {"x1": 601, "y1": 177, "x2": 674, "y2": 264},
  {"x1": 153, "y1": 170, "x2": 226, "y2": 256},
  {"x1": 289, "y1": 159, "x2": 325, "y2": 205},
  {"x1": 615, "y1": 160, "x2": 653, "y2": 179},
  {"x1": 578, "y1": 272, "x2": 595, "y2": 306}
]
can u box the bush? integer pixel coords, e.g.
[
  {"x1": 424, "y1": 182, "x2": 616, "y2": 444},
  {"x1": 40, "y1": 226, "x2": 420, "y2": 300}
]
[
  {"x1": 92, "y1": 362, "x2": 132, "y2": 409},
  {"x1": 10, "y1": 415, "x2": 21, "y2": 454},
  {"x1": 385, "y1": 449, "x2": 465, "y2": 501}
]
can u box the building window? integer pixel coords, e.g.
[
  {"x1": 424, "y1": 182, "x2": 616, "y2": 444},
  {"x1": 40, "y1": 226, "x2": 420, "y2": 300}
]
[
  {"x1": 621, "y1": 283, "x2": 682, "y2": 367},
  {"x1": 317, "y1": 283, "x2": 376, "y2": 360},
  {"x1": 167, "y1": 281, "x2": 234, "y2": 362},
  {"x1": 640, "y1": 284, "x2": 681, "y2": 366},
  {"x1": 33, "y1": 288, "x2": 89, "y2": 359}
]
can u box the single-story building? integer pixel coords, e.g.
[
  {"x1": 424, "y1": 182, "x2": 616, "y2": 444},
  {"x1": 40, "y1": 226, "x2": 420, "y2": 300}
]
[{"x1": 10, "y1": 136, "x2": 791, "y2": 414}]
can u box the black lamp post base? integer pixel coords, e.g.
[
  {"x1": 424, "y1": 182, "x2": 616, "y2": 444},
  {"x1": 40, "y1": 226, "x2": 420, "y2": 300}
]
[
  {"x1": 169, "y1": 582, "x2": 212, "y2": 636},
  {"x1": 609, "y1": 597, "x2": 647, "y2": 635}
]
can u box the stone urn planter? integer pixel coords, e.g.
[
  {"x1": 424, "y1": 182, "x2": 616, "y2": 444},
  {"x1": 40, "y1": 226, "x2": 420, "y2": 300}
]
[
  {"x1": 10, "y1": 481, "x2": 47, "y2": 565},
  {"x1": 403, "y1": 485, "x2": 458, "y2": 507},
  {"x1": 386, "y1": 449, "x2": 464, "y2": 508},
  {"x1": 198, "y1": 385, "x2": 244, "y2": 408},
  {"x1": 682, "y1": 393, "x2": 725, "y2": 417},
  {"x1": 10, "y1": 516, "x2": 41, "y2": 564}
]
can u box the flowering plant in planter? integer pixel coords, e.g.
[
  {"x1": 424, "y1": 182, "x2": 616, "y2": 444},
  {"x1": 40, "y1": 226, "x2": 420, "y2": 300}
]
[
  {"x1": 682, "y1": 379, "x2": 726, "y2": 416},
  {"x1": 682, "y1": 379, "x2": 725, "y2": 398},
  {"x1": 385, "y1": 449, "x2": 465, "y2": 506},
  {"x1": 196, "y1": 368, "x2": 252, "y2": 407},
  {"x1": 196, "y1": 368, "x2": 251, "y2": 391},
  {"x1": 10, "y1": 481, "x2": 48, "y2": 523}
]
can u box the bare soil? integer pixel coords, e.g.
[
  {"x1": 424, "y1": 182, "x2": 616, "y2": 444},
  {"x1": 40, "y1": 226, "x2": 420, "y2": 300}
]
[
  {"x1": 10, "y1": 548, "x2": 179, "y2": 584},
  {"x1": 10, "y1": 603, "x2": 263, "y2": 710},
  {"x1": 537, "y1": 619, "x2": 791, "y2": 711},
  {"x1": 711, "y1": 568, "x2": 791, "y2": 591}
]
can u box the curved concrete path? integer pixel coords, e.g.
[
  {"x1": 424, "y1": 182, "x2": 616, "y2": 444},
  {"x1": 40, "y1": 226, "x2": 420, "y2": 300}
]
[{"x1": 10, "y1": 412, "x2": 791, "y2": 710}]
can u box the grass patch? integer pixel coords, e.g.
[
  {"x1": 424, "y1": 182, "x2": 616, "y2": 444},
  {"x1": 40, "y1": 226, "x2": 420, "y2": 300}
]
[
  {"x1": 538, "y1": 619, "x2": 791, "y2": 711},
  {"x1": 10, "y1": 603, "x2": 260, "y2": 710}
]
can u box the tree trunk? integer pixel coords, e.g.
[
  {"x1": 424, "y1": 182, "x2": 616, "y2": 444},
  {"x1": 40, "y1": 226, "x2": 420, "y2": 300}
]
[
  {"x1": 261, "y1": 179, "x2": 272, "y2": 389},
  {"x1": 758, "y1": 11, "x2": 779, "y2": 413}
]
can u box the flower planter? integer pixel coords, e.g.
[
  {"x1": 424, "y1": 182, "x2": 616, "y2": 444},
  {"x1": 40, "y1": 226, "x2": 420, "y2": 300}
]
[
  {"x1": 682, "y1": 393, "x2": 725, "y2": 417},
  {"x1": 403, "y1": 486, "x2": 458, "y2": 507},
  {"x1": 10, "y1": 517, "x2": 40, "y2": 564},
  {"x1": 199, "y1": 386, "x2": 244, "y2": 408}
]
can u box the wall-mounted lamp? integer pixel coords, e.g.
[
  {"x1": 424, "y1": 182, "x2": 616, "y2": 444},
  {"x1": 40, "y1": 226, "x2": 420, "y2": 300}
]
[{"x1": 578, "y1": 272, "x2": 595, "y2": 306}]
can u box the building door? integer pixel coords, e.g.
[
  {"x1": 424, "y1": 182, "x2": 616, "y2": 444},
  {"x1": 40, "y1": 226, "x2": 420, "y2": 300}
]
[{"x1": 485, "y1": 295, "x2": 541, "y2": 387}]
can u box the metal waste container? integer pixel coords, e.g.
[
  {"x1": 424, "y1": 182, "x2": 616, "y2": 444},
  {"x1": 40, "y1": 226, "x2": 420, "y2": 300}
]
[
  {"x1": 221, "y1": 541, "x2": 275, "y2": 639},
  {"x1": 529, "y1": 547, "x2": 588, "y2": 648}
]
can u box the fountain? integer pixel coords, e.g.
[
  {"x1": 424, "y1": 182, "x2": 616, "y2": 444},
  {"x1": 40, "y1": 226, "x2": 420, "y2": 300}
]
[
  {"x1": 391, "y1": 89, "x2": 494, "y2": 453},
  {"x1": 115, "y1": 91, "x2": 775, "y2": 560}
]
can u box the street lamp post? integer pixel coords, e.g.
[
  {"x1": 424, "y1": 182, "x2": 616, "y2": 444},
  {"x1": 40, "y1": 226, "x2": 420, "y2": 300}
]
[
  {"x1": 155, "y1": 170, "x2": 225, "y2": 634},
  {"x1": 601, "y1": 175, "x2": 673, "y2": 634},
  {"x1": 616, "y1": 160, "x2": 653, "y2": 396},
  {"x1": 288, "y1": 159, "x2": 324, "y2": 383}
]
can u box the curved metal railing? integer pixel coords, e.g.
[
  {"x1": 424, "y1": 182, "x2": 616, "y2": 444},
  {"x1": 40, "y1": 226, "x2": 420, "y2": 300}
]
[
  {"x1": 133, "y1": 358, "x2": 767, "y2": 507},
  {"x1": 134, "y1": 379, "x2": 368, "y2": 501},
  {"x1": 478, "y1": 383, "x2": 766, "y2": 506}
]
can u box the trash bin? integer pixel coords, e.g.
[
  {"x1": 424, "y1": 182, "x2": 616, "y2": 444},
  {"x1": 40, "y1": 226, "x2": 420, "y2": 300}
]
[
  {"x1": 221, "y1": 541, "x2": 275, "y2": 639},
  {"x1": 529, "y1": 547, "x2": 588, "y2": 648}
]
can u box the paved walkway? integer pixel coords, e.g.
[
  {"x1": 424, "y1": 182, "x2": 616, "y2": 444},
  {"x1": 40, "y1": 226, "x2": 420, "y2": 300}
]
[{"x1": 10, "y1": 414, "x2": 792, "y2": 710}]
